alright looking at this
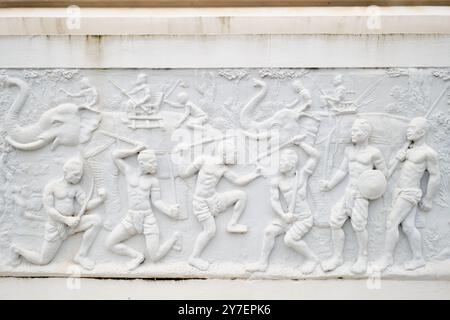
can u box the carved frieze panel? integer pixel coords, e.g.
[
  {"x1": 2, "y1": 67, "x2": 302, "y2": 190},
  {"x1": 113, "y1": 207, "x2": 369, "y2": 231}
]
[{"x1": 0, "y1": 68, "x2": 449, "y2": 279}]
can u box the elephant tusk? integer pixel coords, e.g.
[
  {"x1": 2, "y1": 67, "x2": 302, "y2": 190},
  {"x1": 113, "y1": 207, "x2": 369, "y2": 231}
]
[
  {"x1": 50, "y1": 137, "x2": 60, "y2": 151},
  {"x1": 5, "y1": 136, "x2": 49, "y2": 151}
]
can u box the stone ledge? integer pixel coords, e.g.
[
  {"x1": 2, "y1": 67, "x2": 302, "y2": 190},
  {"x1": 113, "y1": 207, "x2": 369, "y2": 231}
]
[{"x1": 0, "y1": 7, "x2": 450, "y2": 35}]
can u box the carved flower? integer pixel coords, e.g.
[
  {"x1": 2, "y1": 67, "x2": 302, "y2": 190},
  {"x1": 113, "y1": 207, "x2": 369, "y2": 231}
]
[
  {"x1": 218, "y1": 69, "x2": 249, "y2": 81},
  {"x1": 432, "y1": 69, "x2": 450, "y2": 81},
  {"x1": 62, "y1": 69, "x2": 79, "y2": 79},
  {"x1": 22, "y1": 70, "x2": 39, "y2": 79}
]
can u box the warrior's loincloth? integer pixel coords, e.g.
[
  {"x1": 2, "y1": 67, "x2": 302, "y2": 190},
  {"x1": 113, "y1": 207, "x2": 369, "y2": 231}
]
[
  {"x1": 193, "y1": 194, "x2": 226, "y2": 222},
  {"x1": 121, "y1": 209, "x2": 159, "y2": 235},
  {"x1": 393, "y1": 188, "x2": 422, "y2": 206},
  {"x1": 329, "y1": 187, "x2": 369, "y2": 232}
]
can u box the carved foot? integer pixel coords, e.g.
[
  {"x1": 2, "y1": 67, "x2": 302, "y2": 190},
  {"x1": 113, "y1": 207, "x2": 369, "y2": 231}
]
[
  {"x1": 372, "y1": 256, "x2": 393, "y2": 272},
  {"x1": 351, "y1": 256, "x2": 368, "y2": 274},
  {"x1": 245, "y1": 261, "x2": 268, "y2": 273},
  {"x1": 172, "y1": 232, "x2": 183, "y2": 252},
  {"x1": 226, "y1": 223, "x2": 248, "y2": 234},
  {"x1": 404, "y1": 258, "x2": 426, "y2": 271},
  {"x1": 73, "y1": 255, "x2": 96, "y2": 271},
  {"x1": 8, "y1": 245, "x2": 22, "y2": 267},
  {"x1": 189, "y1": 257, "x2": 210, "y2": 271},
  {"x1": 321, "y1": 256, "x2": 343, "y2": 272},
  {"x1": 126, "y1": 253, "x2": 145, "y2": 271},
  {"x1": 300, "y1": 259, "x2": 319, "y2": 275}
]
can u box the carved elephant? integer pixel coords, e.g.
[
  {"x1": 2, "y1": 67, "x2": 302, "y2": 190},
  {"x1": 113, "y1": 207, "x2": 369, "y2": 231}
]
[{"x1": 1, "y1": 76, "x2": 152, "y2": 226}]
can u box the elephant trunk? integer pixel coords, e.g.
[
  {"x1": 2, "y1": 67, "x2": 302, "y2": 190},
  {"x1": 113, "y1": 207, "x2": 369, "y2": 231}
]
[
  {"x1": 3, "y1": 77, "x2": 50, "y2": 151},
  {"x1": 239, "y1": 79, "x2": 268, "y2": 129}
]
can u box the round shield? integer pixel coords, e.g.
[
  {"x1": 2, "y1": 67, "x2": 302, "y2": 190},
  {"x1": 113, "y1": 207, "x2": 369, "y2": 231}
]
[{"x1": 357, "y1": 170, "x2": 387, "y2": 200}]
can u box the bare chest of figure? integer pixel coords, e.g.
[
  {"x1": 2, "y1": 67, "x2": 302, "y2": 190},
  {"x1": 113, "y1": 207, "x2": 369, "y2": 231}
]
[
  {"x1": 279, "y1": 176, "x2": 296, "y2": 204},
  {"x1": 279, "y1": 175, "x2": 308, "y2": 213},
  {"x1": 53, "y1": 183, "x2": 79, "y2": 216},
  {"x1": 196, "y1": 163, "x2": 225, "y2": 196},
  {"x1": 348, "y1": 148, "x2": 375, "y2": 179},
  {"x1": 398, "y1": 148, "x2": 427, "y2": 187},
  {"x1": 128, "y1": 175, "x2": 153, "y2": 207},
  {"x1": 406, "y1": 146, "x2": 429, "y2": 165}
]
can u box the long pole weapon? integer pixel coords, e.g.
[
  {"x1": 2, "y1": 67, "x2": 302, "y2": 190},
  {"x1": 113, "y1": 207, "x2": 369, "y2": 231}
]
[{"x1": 109, "y1": 80, "x2": 140, "y2": 106}]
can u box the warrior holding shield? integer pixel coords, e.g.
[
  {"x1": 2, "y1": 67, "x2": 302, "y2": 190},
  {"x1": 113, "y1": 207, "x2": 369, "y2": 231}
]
[{"x1": 320, "y1": 118, "x2": 388, "y2": 274}]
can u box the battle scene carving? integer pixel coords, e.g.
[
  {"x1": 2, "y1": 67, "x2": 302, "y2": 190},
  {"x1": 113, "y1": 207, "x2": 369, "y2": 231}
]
[{"x1": 0, "y1": 68, "x2": 449, "y2": 279}]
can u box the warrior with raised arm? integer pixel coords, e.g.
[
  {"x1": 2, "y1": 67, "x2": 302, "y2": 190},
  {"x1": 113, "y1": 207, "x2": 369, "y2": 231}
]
[
  {"x1": 320, "y1": 119, "x2": 388, "y2": 274},
  {"x1": 178, "y1": 140, "x2": 261, "y2": 271},
  {"x1": 246, "y1": 136, "x2": 321, "y2": 274},
  {"x1": 376, "y1": 117, "x2": 440, "y2": 271},
  {"x1": 106, "y1": 146, "x2": 181, "y2": 270}
]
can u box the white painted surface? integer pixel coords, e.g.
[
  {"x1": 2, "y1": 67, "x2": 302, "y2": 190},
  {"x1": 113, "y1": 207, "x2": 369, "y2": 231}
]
[
  {"x1": 0, "y1": 277, "x2": 448, "y2": 299},
  {"x1": 1, "y1": 34, "x2": 450, "y2": 68}
]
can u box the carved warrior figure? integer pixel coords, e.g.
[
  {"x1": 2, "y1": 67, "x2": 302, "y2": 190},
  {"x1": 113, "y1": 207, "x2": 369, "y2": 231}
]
[
  {"x1": 178, "y1": 140, "x2": 261, "y2": 271},
  {"x1": 106, "y1": 146, "x2": 181, "y2": 271},
  {"x1": 60, "y1": 77, "x2": 99, "y2": 108},
  {"x1": 112, "y1": 73, "x2": 164, "y2": 129},
  {"x1": 164, "y1": 91, "x2": 208, "y2": 129},
  {"x1": 246, "y1": 136, "x2": 320, "y2": 274},
  {"x1": 320, "y1": 119, "x2": 388, "y2": 274},
  {"x1": 320, "y1": 74, "x2": 349, "y2": 113},
  {"x1": 376, "y1": 117, "x2": 440, "y2": 271},
  {"x1": 123, "y1": 73, "x2": 153, "y2": 114},
  {"x1": 11, "y1": 158, "x2": 106, "y2": 270}
]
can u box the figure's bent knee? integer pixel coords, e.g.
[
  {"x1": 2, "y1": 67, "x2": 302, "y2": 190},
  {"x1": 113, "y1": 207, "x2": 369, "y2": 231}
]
[
  {"x1": 105, "y1": 233, "x2": 116, "y2": 249},
  {"x1": 90, "y1": 215, "x2": 102, "y2": 228},
  {"x1": 264, "y1": 225, "x2": 278, "y2": 238},
  {"x1": 39, "y1": 255, "x2": 53, "y2": 265},
  {"x1": 284, "y1": 233, "x2": 297, "y2": 247},
  {"x1": 402, "y1": 223, "x2": 416, "y2": 236},
  {"x1": 206, "y1": 228, "x2": 216, "y2": 239},
  {"x1": 351, "y1": 220, "x2": 366, "y2": 233},
  {"x1": 202, "y1": 224, "x2": 216, "y2": 238},
  {"x1": 235, "y1": 190, "x2": 247, "y2": 201},
  {"x1": 386, "y1": 216, "x2": 400, "y2": 231}
]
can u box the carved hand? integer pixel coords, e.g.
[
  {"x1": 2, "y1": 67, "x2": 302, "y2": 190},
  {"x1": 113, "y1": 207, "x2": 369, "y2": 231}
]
[
  {"x1": 65, "y1": 216, "x2": 80, "y2": 228},
  {"x1": 284, "y1": 212, "x2": 297, "y2": 223},
  {"x1": 319, "y1": 180, "x2": 331, "y2": 192},
  {"x1": 396, "y1": 149, "x2": 407, "y2": 162},
  {"x1": 292, "y1": 134, "x2": 306, "y2": 146},
  {"x1": 169, "y1": 204, "x2": 181, "y2": 219},
  {"x1": 254, "y1": 166, "x2": 263, "y2": 177},
  {"x1": 419, "y1": 198, "x2": 433, "y2": 212},
  {"x1": 135, "y1": 145, "x2": 147, "y2": 153},
  {"x1": 97, "y1": 188, "x2": 107, "y2": 202}
]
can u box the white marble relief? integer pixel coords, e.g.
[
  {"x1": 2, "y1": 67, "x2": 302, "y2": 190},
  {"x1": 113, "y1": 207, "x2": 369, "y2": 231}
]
[{"x1": 0, "y1": 68, "x2": 449, "y2": 279}]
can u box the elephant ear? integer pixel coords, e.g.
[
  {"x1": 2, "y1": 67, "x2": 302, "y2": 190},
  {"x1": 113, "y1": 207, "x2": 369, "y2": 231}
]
[{"x1": 79, "y1": 108, "x2": 102, "y2": 144}]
